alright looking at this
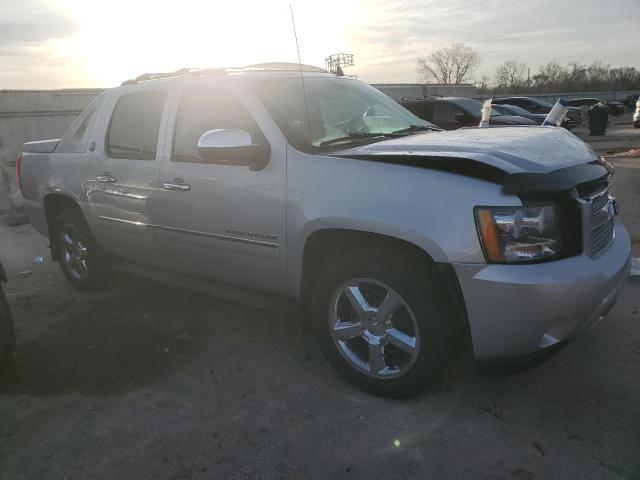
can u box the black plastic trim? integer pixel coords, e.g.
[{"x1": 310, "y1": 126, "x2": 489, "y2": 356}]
[
  {"x1": 331, "y1": 154, "x2": 506, "y2": 183},
  {"x1": 475, "y1": 341, "x2": 568, "y2": 376},
  {"x1": 332, "y1": 155, "x2": 612, "y2": 197},
  {"x1": 503, "y1": 160, "x2": 612, "y2": 196}
]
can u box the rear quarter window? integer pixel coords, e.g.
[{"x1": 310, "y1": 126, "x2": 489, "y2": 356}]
[{"x1": 56, "y1": 95, "x2": 105, "y2": 153}]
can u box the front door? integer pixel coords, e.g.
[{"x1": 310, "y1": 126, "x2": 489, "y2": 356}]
[
  {"x1": 153, "y1": 84, "x2": 288, "y2": 294},
  {"x1": 87, "y1": 88, "x2": 168, "y2": 265}
]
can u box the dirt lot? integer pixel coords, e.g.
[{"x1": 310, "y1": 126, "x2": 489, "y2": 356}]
[{"x1": 1, "y1": 117, "x2": 639, "y2": 480}]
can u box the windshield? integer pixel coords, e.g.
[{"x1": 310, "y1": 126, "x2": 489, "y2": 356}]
[
  {"x1": 495, "y1": 104, "x2": 531, "y2": 116},
  {"x1": 531, "y1": 98, "x2": 554, "y2": 108},
  {"x1": 247, "y1": 76, "x2": 435, "y2": 151}
]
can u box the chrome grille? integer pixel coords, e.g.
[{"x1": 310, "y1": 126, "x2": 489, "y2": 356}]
[
  {"x1": 592, "y1": 218, "x2": 615, "y2": 254},
  {"x1": 580, "y1": 184, "x2": 615, "y2": 256}
]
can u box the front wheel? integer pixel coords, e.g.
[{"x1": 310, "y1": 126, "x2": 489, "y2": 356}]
[{"x1": 311, "y1": 248, "x2": 456, "y2": 397}]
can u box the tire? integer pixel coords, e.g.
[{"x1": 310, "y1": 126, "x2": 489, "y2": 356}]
[
  {"x1": 310, "y1": 247, "x2": 456, "y2": 398},
  {"x1": 53, "y1": 207, "x2": 108, "y2": 291},
  {"x1": 0, "y1": 284, "x2": 15, "y2": 370}
]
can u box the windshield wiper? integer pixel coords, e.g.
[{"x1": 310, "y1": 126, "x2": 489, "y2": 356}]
[
  {"x1": 391, "y1": 124, "x2": 440, "y2": 134},
  {"x1": 319, "y1": 132, "x2": 391, "y2": 147}
]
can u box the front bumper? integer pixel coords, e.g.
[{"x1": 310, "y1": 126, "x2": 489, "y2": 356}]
[{"x1": 453, "y1": 219, "x2": 631, "y2": 360}]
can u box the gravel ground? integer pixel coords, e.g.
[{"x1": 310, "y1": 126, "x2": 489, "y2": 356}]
[{"x1": 0, "y1": 122, "x2": 639, "y2": 480}]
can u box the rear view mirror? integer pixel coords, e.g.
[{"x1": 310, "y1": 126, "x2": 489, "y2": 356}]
[{"x1": 197, "y1": 129, "x2": 270, "y2": 171}]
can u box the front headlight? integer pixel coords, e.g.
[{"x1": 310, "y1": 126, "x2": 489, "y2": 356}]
[{"x1": 474, "y1": 204, "x2": 565, "y2": 263}]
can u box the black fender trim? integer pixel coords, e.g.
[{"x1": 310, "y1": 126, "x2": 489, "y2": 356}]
[
  {"x1": 332, "y1": 154, "x2": 612, "y2": 196},
  {"x1": 503, "y1": 160, "x2": 612, "y2": 196}
]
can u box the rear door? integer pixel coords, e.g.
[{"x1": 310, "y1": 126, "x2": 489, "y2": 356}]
[
  {"x1": 153, "y1": 82, "x2": 288, "y2": 294},
  {"x1": 87, "y1": 87, "x2": 169, "y2": 265}
]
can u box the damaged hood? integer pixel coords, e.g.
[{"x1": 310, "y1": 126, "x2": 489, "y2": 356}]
[{"x1": 340, "y1": 126, "x2": 599, "y2": 175}]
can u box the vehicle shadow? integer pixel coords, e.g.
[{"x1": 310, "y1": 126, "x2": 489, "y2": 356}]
[{"x1": 0, "y1": 272, "x2": 281, "y2": 397}]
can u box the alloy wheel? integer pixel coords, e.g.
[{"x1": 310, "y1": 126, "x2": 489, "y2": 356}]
[
  {"x1": 329, "y1": 278, "x2": 420, "y2": 379},
  {"x1": 60, "y1": 223, "x2": 89, "y2": 280}
]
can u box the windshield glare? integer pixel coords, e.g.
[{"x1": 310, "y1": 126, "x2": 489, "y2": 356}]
[
  {"x1": 500, "y1": 104, "x2": 531, "y2": 116},
  {"x1": 248, "y1": 76, "x2": 434, "y2": 151}
]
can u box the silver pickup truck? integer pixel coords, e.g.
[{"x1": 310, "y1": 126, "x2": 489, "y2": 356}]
[{"x1": 18, "y1": 65, "x2": 630, "y2": 396}]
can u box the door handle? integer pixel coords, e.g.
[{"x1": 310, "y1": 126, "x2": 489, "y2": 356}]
[
  {"x1": 96, "y1": 172, "x2": 116, "y2": 183},
  {"x1": 163, "y1": 179, "x2": 191, "y2": 191}
]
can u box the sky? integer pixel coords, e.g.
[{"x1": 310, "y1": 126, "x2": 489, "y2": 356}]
[{"x1": 0, "y1": 0, "x2": 638, "y2": 89}]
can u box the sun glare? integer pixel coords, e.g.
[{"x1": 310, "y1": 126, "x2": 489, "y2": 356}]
[{"x1": 48, "y1": 0, "x2": 363, "y2": 86}]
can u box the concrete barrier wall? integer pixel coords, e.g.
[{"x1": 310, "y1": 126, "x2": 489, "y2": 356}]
[
  {"x1": 0, "y1": 89, "x2": 103, "y2": 212},
  {"x1": 372, "y1": 83, "x2": 476, "y2": 101}
]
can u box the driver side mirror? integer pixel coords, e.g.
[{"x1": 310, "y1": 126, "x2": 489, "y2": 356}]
[{"x1": 197, "y1": 129, "x2": 270, "y2": 171}]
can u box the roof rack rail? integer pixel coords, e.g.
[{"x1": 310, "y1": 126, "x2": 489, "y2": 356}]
[
  {"x1": 120, "y1": 67, "x2": 232, "y2": 86},
  {"x1": 120, "y1": 62, "x2": 329, "y2": 86}
]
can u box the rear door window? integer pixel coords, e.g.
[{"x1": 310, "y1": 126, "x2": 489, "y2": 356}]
[{"x1": 106, "y1": 90, "x2": 167, "y2": 160}]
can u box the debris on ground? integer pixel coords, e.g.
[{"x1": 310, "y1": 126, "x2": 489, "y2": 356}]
[
  {"x1": 19, "y1": 270, "x2": 32, "y2": 277},
  {"x1": 625, "y1": 148, "x2": 640, "y2": 157},
  {"x1": 481, "y1": 403, "x2": 504, "y2": 418},
  {"x1": 532, "y1": 441, "x2": 546, "y2": 456},
  {"x1": 32, "y1": 256, "x2": 44, "y2": 264}
]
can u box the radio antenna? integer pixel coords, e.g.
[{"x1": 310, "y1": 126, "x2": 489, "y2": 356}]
[{"x1": 290, "y1": 4, "x2": 312, "y2": 143}]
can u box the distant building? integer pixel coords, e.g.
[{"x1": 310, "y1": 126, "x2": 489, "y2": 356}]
[{"x1": 372, "y1": 83, "x2": 476, "y2": 101}]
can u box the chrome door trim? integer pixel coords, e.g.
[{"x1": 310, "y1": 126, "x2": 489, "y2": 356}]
[{"x1": 97, "y1": 215, "x2": 279, "y2": 249}]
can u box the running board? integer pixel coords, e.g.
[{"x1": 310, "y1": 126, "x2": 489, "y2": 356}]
[{"x1": 110, "y1": 259, "x2": 302, "y2": 320}]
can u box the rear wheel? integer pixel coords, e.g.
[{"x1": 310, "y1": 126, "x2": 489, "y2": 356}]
[
  {"x1": 311, "y1": 248, "x2": 456, "y2": 397},
  {"x1": 53, "y1": 208, "x2": 108, "y2": 290},
  {"x1": 0, "y1": 284, "x2": 15, "y2": 370}
]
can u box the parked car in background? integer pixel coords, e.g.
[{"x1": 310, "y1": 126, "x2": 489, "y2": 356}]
[
  {"x1": 621, "y1": 94, "x2": 639, "y2": 109},
  {"x1": 17, "y1": 65, "x2": 630, "y2": 396},
  {"x1": 491, "y1": 104, "x2": 546, "y2": 123},
  {"x1": 565, "y1": 98, "x2": 624, "y2": 116},
  {"x1": 400, "y1": 97, "x2": 537, "y2": 130},
  {"x1": 0, "y1": 260, "x2": 15, "y2": 371},
  {"x1": 492, "y1": 96, "x2": 554, "y2": 114},
  {"x1": 491, "y1": 104, "x2": 578, "y2": 130},
  {"x1": 493, "y1": 96, "x2": 582, "y2": 123}
]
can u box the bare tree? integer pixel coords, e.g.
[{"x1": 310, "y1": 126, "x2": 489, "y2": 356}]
[
  {"x1": 494, "y1": 60, "x2": 527, "y2": 89},
  {"x1": 417, "y1": 43, "x2": 481, "y2": 84},
  {"x1": 476, "y1": 75, "x2": 490, "y2": 93}
]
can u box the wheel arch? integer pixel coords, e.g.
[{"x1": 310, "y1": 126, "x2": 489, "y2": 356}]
[
  {"x1": 297, "y1": 227, "x2": 469, "y2": 335},
  {"x1": 43, "y1": 193, "x2": 85, "y2": 261}
]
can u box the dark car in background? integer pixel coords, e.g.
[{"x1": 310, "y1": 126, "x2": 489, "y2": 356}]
[
  {"x1": 622, "y1": 93, "x2": 639, "y2": 109},
  {"x1": 493, "y1": 96, "x2": 583, "y2": 123},
  {"x1": 491, "y1": 103, "x2": 546, "y2": 123},
  {"x1": 492, "y1": 104, "x2": 578, "y2": 130},
  {"x1": 0, "y1": 260, "x2": 15, "y2": 371},
  {"x1": 565, "y1": 97, "x2": 625, "y2": 116},
  {"x1": 492, "y1": 96, "x2": 554, "y2": 114},
  {"x1": 400, "y1": 97, "x2": 537, "y2": 130}
]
